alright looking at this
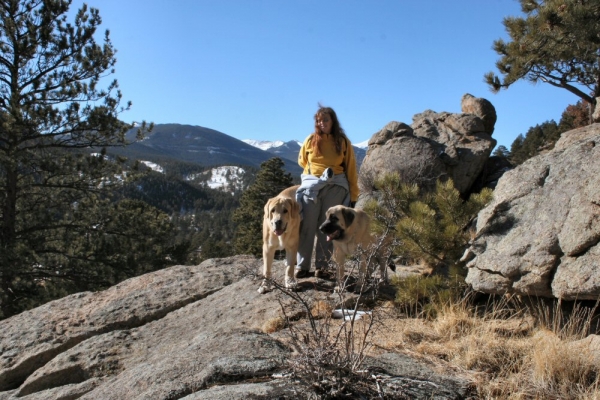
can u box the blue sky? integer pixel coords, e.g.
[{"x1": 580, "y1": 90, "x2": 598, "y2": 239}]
[{"x1": 71, "y1": 0, "x2": 578, "y2": 149}]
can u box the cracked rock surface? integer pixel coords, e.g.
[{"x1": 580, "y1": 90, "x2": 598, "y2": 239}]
[
  {"x1": 0, "y1": 255, "x2": 472, "y2": 399},
  {"x1": 465, "y1": 124, "x2": 600, "y2": 300}
]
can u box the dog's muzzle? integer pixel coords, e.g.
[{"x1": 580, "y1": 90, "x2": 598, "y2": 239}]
[
  {"x1": 273, "y1": 220, "x2": 286, "y2": 236},
  {"x1": 319, "y1": 221, "x2": 342, "y2": 241},
  {"x1": 324, "y1": 229, "x2": 341, "y2": 241}
]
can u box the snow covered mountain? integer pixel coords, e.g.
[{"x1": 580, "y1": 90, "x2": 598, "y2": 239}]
[
  {"x1": 243, "y1": 139, "x2": 367, "y2": 167},
  {"x1": 244, "y1": 139, "x2": 369, "y2": 150},
  {"x1": 100, "y1": 124, "x2": 368, "y2": 193},
  {"x1": 354, "y1": 139, "x2": 369, "y2": 149},
  {"x1": 241, "y1": 139, "x2": 286, "y2": 151}
]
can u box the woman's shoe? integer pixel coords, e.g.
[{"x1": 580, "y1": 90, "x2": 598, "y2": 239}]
[{"x1": 294, "y1": 269, "x2": 309, "y2": 279}]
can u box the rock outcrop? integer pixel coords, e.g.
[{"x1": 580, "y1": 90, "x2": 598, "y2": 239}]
[
  {"x1": 464, "y1": 123, "x2": 600, "y2": 300},
  {"x1": 460, "y1": 93, "x2": 497, "y2": 135},
  {"x1": 470, "y1": 155, "x2": 513, "y2": 193},
  {"x1": 359, "y1": 109, "x2": 496, "y2": 199},
  {"x1": 0, "y1": 256, "x2": 472, "y2": 399}
]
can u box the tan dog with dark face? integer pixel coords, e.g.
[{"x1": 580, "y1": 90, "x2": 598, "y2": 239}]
[
  {"x1": 319, "y1": 205, "x2": 387, "y2": 291},
  {"x1": 259, "y1": 185, "x2": 300, "y2": 294}
]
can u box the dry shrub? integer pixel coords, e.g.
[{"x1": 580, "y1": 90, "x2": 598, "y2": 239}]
[
  {"x1": 429, "y1": 296, "x2": 600, "y2": 399},
  {"x1": 454, "y1": 335, "x2": 529, "y2": 375},
  {"x1": 433, "y1": 301, "x2": 476, "y2": 340},
  {"x1": 531, "y1": 298, "x2": 599, "y2": 340},
  {"x1": 369, "y1": 315, "x2": 439, "y2": 352},
  {"x1": 265, "y1": 257, "x2": 600, "y2": 399},
  {"x1": 529, "y1": 330, "x2": 600, "y2": 398},
  {"x1": 414, "y1": 295, "x2": 530, "y2": 378},
  {"x1": 310, "y1": 300, "x2": 333, "y2": 319},
  {"x1": 266, "y1": 270, "x2": 385, "y2": 398},
  {"x1": 262, "y1": 316, "x2": 287, "y2": 334}
]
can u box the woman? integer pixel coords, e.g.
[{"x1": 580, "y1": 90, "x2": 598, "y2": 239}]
[{"x1": 295, "y1": 105, "x2": 359, "y2": 279}]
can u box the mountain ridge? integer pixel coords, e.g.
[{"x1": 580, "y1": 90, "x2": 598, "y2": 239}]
[
  {"x1": 107, "y1": 123, "x2": 302, "y2": 174},
  {"x1": 244, "y1": 138, "x2": 367, "y2": 167},
  {"x1": 104, "y1": 123, "x2": 365, "y2": 178}
]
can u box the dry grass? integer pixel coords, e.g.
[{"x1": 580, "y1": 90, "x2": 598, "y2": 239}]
[
  {"x1": 310, "y1": 300, "x2": 334, "y2": 319},
  {"x1": 262, "y1": 316, "x2": 287, "y2": 334},
  {"x1": 267, "y1": 249, "x2": 600, "y2": 398},
  {"x1": 368, "y1": 294, "x2": 600, "y2": 399}
]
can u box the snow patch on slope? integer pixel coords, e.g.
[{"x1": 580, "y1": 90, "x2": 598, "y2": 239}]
[
  {"x1": 242, "y1": 139, "x2": 285, "y2": 151},
  {"x1": 140, "y1": 161, "x2": 164, "y2": 173},
  {"x1": 185, "y1": 166, "x2": 246, "y2": 193}
]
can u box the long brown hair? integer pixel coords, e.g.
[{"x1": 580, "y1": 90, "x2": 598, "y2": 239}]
[{"x1": 310, "y1": 105, "x2": 346, "y2": 156}]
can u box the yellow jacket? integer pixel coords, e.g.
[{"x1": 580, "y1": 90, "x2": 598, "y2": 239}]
[{"x1": 298, "y1": 133, "x2": 359, "y2": 202}]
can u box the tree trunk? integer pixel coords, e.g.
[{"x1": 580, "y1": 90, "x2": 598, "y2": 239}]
[
  {"x1": 0, "y1": 164, "x2": 18, "y2": 318},
  {"x1": 1, "y1": 166, "x2": 17, "y2": 248}
]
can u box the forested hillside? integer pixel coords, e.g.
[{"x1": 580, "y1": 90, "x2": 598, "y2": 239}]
[
  {"x1": 117, "y1": 161, "x2": 260, "y2": 265},
  {"x1": 495, "y1": 100, "x2": 593, "y2": 165}
]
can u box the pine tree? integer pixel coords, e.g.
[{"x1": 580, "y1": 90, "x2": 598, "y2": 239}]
[
  {"x1": 506, "y1": 98, "x2": 592, "y2": 167},
  {"x1": 492, "y1": 145, "x2": 510, "y2": 159},
  {"x1": 485, "y1": 0, "x2": 600, "y2": 116},
  {"x1": 559, "y1": 99, "x2": 593, "y2": 131},
  {"x1": 0, "y1": 1, "x2": 156, "y2": 318},
  {"x1": 232, "y1": 158, "x2": 293, "y2": 257},
  {"x1": 509, "y1": 120, "x2": 559, "y2": 165},
  {"x1": 364, "y1": 174, "x2": 492, "y2": 271}
]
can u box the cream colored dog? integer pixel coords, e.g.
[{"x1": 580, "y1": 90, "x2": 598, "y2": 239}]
[
  {"x1": 258, "y1": 185, "x2": 300, "y2": 294},
  {"x1": 319, "y1": 205, "x2": 389, "y2": 291}
]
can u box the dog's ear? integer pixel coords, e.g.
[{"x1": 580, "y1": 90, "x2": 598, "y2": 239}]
[
  {"x1": 342, "y1": 207, "x2": 355, "y2": 227},
  {"x1": 264, "y1": 198, "x2": 274, "y2": 219},
  {"x1": 287, "y1": 198, "x2": 300, "y2": 216}
]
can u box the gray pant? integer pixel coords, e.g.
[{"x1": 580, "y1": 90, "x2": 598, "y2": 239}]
[{"x1": 297, "y1": 184, "x2": 348, "y2": 271}]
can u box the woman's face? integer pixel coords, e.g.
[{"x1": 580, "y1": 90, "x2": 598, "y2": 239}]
[{"x1": 317, "y1": 113, "x2": 333, "y2": 135}]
